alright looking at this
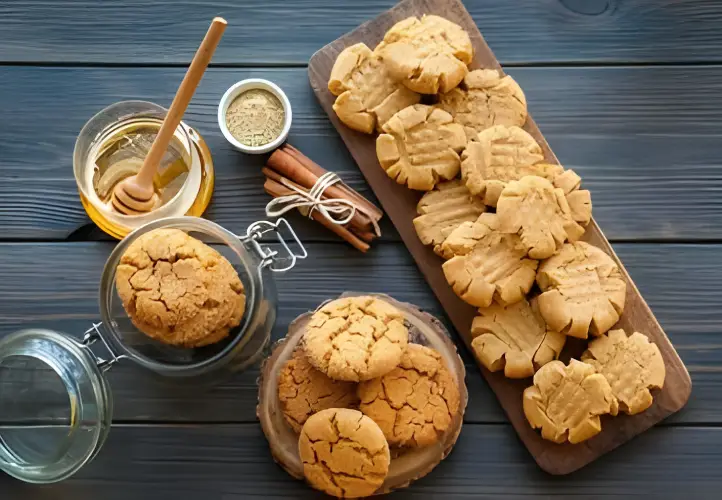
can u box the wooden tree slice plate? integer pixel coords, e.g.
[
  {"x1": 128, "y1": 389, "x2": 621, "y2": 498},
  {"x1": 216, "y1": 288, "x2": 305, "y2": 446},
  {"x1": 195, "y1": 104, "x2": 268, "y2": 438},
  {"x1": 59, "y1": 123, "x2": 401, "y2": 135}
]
[
  {"x1": 257, "y1": 292, "x2": 469, "y2": 495},
  {"x1": 307, "y1": 0, "x2": 692, "y2": 475}
]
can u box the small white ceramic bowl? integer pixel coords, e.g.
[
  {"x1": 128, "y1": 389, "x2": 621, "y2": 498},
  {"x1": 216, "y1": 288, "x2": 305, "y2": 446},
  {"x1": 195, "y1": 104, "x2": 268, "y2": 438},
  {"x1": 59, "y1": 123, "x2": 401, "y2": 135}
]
[{"x1": 218, "y1": 78, "x2": 292, "y2": 154}]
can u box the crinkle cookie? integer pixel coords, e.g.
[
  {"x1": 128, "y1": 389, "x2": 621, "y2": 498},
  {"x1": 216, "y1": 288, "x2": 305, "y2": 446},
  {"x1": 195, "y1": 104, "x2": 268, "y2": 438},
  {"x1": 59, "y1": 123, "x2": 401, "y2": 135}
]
[
  {"x1": 523, "y1": 359, "x2": 619, "y2": 444},
  {"x1": 299, "y1": 408, "x2": 390, "y2": 498},
  {"x1": 582, "y1": 329, "x2": 665, "y2": 415},
  {"x1": 115, "y1": 228, "x2": 245, "y2": 347},
  {"x1": 357, "y1": 344, "x2": 460, "y2": 447},
  {"x1": 303, "y1": 296, "x2": 409, "y2": 382},
  {"x1": 328, "y1": 42, "x2": 420, "y2": 134},
  {"x1": 496, "y1": 175, "x2": 588, "y2": 260},
  {"x1": 376, "y1": 104, "x2": 466, "y2": 191},
  {"x1": 277, "y1": 349, "x2": 359, "y2": 433},
  {"x1": 376, "y1": 15, "x2": 473, "y2": 94},
  {"x1": 441, "y1": 213, "x2": 538, "y2": 307},
  {"x1": 537, "y1": 241, "x2": 627, "y2": 339},
  {"x1": 471, "y1": 298, "x2": 566, "y2": 379},
  {"x1": 437, "y1": 69, "x2": 527, "y2": 139},
  {"x1": 413, "y1": 180, "x2": 486, "y2": 248}
]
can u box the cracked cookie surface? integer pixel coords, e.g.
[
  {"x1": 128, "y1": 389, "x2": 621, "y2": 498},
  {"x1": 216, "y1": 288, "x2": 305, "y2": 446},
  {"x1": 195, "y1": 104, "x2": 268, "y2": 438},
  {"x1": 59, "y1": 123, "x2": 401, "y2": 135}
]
[
  {"x1": 299, "y1": 408, "x2": 390, "y2": 498},
  {"x1": 537, "y1": 241, "x2": 627, "y2": 339},
  {"x1": 376, "y1": 15, "x2": 473, "y2": 94},
  {"x1": 278, "y1": 349, "x2": 359, "y2": 433},
  {"x1": 303, "y1": 296, "x2": 409, "y2": 382},
  {"x1": 357, "y1": 344, "x2": 460, "y2": 447},
  {"x1": 376, "y1": 104, "x2": 466, "y2": 191},
  {"x1": 523, "y1": 359, "x2": 619, "y2": 444},
  {"x1": 115, "y1": 228, "x2": 245, "y2": 347},
  {"x1": 328, "y1": 42, "x2": 420, "y2": 134},
  {"x1": 441, "y1": 213, "x2": 538, "y2": 307},
  {"x1": 582, "y1": 329, "x2": 665, "y2": 415},
  {"x1": 471, "y1": 298, "x2": 566, "y2": 379}
]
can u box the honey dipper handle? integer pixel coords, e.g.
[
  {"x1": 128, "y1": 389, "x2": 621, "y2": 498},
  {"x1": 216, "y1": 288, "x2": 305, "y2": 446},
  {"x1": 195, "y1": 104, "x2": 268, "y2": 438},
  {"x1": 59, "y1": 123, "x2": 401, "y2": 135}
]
[{"x1": 136, "y1": 17, "x2": 227, "y2": 186}]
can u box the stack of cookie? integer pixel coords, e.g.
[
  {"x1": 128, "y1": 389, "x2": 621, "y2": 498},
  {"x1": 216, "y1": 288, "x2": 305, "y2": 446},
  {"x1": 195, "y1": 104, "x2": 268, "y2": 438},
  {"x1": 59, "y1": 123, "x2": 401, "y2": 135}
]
[
  {"x1": 328, "y1": 14, "x2": 667, "y2": 446},
  {"x1": 277, "y1": 296, "x2": 462, "y2": 498}
]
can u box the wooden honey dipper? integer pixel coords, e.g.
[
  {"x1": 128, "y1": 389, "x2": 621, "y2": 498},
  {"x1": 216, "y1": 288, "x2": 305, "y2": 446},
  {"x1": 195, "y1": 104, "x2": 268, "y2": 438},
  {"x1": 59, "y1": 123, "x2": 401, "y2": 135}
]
[{"x1": 112, "y1": 17, "x2": 227, "y2": 215}]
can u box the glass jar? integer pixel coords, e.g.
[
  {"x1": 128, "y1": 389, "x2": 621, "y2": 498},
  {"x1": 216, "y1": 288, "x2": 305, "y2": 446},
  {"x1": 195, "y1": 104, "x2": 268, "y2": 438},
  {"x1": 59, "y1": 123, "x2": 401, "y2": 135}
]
[
  {"x1": 0, "y1": 216, "x2": 306, "y2": 484},
  {"x1": 73, "y1": 101, "x2": 215, "y2": 239}
]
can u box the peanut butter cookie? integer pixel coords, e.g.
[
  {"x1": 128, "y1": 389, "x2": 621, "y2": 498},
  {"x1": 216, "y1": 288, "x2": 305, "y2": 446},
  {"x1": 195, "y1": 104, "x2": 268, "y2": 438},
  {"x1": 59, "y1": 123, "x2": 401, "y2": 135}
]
[
  {"x1": 299, "y1": 408, "x2": 390, "y2": 498},
  {"x1": 438, "y1": 69, "x2": 527, "y2": 138},
  {"x1": 115, "y1": 228, "x2": 245, "y2": 347},
  {"x1": 496, "y1": 175, "x2": 588, "y2": 260},
  {"x1": 441, "y1": 213, "x2": 538, "y2": 307},
  {"x1": 471, "y1": 298, "x2": 566, "y2": 379},
  {"x1": 303, "y1": 296, "x2": 409, "y2": 382},
  {"x1": 357, "y1": 344, "x2": 460, "y2": 448},
  {"x1": 328, "y1": 42, "x2": 420, "y2": 134},
  {"x1": 413, "y1": 180, "x2": 486, "y2": 248},
  {"x1": 537, "y1": 241, "x2": 627, "y2": 339},
  {"x1": 523, "y1": 359, "x2": 619, "y2": 444},
  {"x1": 376, "y1": 104, "x2": 466, "y2": 191},
  {"x1": 582, "y1": 329, "x2": 665, "y2": 415},
  {"x1": 278, "y1": 349, "x2": 359, "y2": 433},
  {"x1": 376, "y1": 15, "x2": 473, "y2": 94}
]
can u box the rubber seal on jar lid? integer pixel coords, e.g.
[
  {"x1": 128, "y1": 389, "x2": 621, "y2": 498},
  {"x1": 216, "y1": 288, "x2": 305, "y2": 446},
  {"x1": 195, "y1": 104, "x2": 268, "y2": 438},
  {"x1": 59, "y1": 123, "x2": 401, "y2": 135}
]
[{"x1": 0, "y1": 329, "x2": 113, "y2": 484}]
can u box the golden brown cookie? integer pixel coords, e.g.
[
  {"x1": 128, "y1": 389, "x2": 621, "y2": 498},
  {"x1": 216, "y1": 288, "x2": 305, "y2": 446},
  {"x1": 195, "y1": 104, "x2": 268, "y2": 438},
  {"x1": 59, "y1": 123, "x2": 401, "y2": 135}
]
[
  {"x1": 413, "y1": 180, "x2": 486, "y2": 248},
  {"x1": 441, "y1": 213, "x2": 538, "y2": 307},
  {"x1": 328, "y1": 42, "x2": 421, "y2": 134},
  {"x1": 537, "y1": 241, "x2": 627, "y2": 339},
  {"x1": 376, "y1": 104, "x2": 466, "y2": 191},
  {"x1": 303, "y1": 296, "x2": 409, "y2": 382},
  {"x1": 437, "y1": 69, "x2": 527, "y2": 138},
  {"x1": 470, "y1": 298, "x2": 566, "y2": 379},
  {"x1": 277, "y1": 350, "x2": 359, "y2": 433},
  {"x1": 523, "y1": 359, "x2": 618, "y2": 444},
  {"x1": 115, "y1": 228, "x2": 245, "y2": 347},
  {"x1": 299, "y1": 408, "x2": 390, "y2": 498},
  {"x1": 582, "y1": 329, "x2": 665, "y2": 415},
  {"x1": 357, "y1": 344, "x2": 460, "y2": 448},
  {"x1": 496, "y1": 175, "x2": 588, "y2": 259},
  {"x1": 376, "y1": 15, "x2": 473, "y2": 94}
]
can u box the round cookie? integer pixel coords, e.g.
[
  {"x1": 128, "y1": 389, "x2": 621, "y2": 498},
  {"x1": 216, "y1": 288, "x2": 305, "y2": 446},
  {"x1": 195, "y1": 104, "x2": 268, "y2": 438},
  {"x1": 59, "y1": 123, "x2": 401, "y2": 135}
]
[
  {"x1": 115, "y1": 228, "x2": 245, "y2": 348},
  {"x1": 582, "y1": 329, "x2": 665, "y2": 415},
  {"x1": 536, "y1": 241, "x2": 627, "y2": 339},
  {"x1": 496, "y1": 175, "x2": 588, "y2": 260},
  {"x1": 299, "y1": 408, "x2": 390, "y2": 498},
  {"x1": 523, "y1": 359, "x2": 619, "y2": 444},
  {"x1": 471, "y1": 298, "x2": 566, "y2": 379},
  {"x1": 328, "y1": 42, "x2": 420, "y2": 134},
  {"x1": 277, "y1": 349, "x2": 359, "y2": 433},
  {"x1": 441, "y1": 213, "x2": 538, "y2": 307},
  {"x1": 376, "y1": 15, "x2": 473, "y2": 94},
  {"x1": 437, "y1": 69, "x2": 527, "y2": 139},
  {"x1": 303, "y1": 296, "x2": 409, "y2": 382},
  {"x1": 376, "y1": 104, "x2": 467, "y2": 191},
  {"x1": 357, "y1": 344, "x2": 460, "y2": 448}
]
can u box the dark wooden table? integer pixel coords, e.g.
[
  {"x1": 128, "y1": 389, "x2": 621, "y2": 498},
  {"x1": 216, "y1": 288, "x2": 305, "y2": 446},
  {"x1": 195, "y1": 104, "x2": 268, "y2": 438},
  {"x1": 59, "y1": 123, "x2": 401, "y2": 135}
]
[{"x1": 0, "y1": 0, "x2": 721, "y2": 498}]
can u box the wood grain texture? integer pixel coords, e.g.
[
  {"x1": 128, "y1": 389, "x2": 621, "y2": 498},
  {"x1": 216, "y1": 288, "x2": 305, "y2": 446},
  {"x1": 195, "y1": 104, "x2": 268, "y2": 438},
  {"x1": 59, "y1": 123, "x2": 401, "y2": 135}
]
[
  {"x1": 1, "y1": 424, "x2": 722, "y2": 498},
  {"x1": 308, "y1": 0, "x2": 691, "y2": 474},
  {"x1": 0, "y1": 242, "x2": 717, "y2": 425},
  {"x1": 1, "y1": 0, "x2": 722, "y2": 64},
  {"x1": 2, "y1": 65, "x2": 722, "y2": 240}
]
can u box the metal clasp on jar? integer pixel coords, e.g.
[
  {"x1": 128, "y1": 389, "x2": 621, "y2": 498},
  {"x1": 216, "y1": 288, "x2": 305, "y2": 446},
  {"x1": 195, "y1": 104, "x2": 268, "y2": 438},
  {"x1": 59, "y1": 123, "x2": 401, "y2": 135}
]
[
  {"x1": 82, "y1": 323, "x2": 126, "y2": 372},
  {"x1": 241, "y1": 218, "x2": 307, "y2": 272}
]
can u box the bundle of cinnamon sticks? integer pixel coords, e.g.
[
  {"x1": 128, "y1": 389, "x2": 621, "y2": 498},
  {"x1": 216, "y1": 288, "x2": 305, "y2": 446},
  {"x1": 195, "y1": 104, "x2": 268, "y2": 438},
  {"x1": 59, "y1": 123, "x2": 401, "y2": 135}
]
[{"x1": 263, "y1": 144, "x2": 383, "y2": 252}]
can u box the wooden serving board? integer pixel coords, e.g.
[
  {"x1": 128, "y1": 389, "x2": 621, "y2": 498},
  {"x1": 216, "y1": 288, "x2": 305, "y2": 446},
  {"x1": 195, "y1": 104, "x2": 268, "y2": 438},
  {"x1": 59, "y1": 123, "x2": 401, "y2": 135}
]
[{"x1": 308, "y1": 0, "x2": 691, "y2": 475}]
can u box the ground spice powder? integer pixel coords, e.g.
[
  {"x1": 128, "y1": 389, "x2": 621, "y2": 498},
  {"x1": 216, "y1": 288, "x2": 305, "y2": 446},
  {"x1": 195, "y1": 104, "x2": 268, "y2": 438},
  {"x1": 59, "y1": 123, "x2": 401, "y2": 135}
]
[{"x1": 226, "y1": 89, "x2": 285, "y2": 147}]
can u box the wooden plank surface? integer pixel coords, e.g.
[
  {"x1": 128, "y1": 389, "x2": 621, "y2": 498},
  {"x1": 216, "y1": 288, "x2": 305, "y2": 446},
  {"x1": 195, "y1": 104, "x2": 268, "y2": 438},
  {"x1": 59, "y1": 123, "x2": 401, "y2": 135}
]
[
  {"x1": 2, "y1": 65, "x2": 722, "y2": 240},
  {"x1": 307, "y1": 0, "x2": 691, "y2": 474},
  {"x1": 0, "y1": 241, "x2": 717, "y2": 425},
  {"x1": 2, "y1": 0, "x2": 722, "y2": 65}
]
